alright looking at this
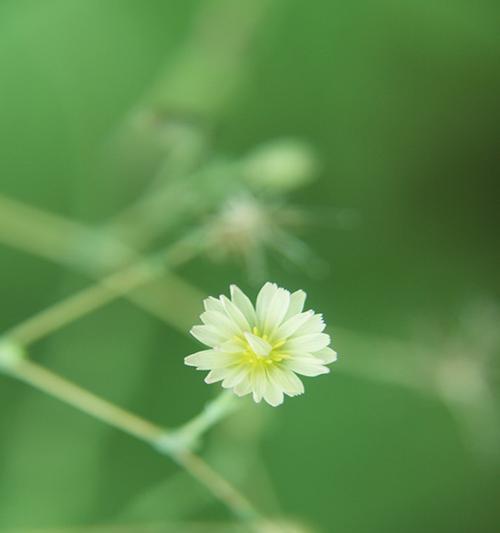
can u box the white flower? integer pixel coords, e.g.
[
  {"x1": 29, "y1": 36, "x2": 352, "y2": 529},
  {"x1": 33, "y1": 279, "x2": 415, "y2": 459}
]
[{"x1": 185, "y1": 282, "x2": 337, "y2": 406}]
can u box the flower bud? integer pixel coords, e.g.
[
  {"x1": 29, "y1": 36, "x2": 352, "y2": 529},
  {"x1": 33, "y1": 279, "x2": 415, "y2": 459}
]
[{"x1": 243, "y1": 139, "x2": 319, "y2": 192}]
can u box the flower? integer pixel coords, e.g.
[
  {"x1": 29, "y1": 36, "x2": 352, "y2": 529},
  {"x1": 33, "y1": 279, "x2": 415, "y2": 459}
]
[{"x1": 185, "y1": 282, "x2": 337, "y2": 406}]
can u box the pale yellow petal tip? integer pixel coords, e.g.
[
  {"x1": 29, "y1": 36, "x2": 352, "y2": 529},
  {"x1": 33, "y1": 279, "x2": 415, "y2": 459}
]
[
  {"x1": 327, "y1": 350, "x2": 338, "y2": 364},
  {"x1": 184, "y1": 353, "x2": 201, "y2": 367},
  {"x1": 266, "y1": 398, "x2": 284, "y2": 407},
  {"x1": 229, "y1": 283, "x2": 240, "y2": 294}
]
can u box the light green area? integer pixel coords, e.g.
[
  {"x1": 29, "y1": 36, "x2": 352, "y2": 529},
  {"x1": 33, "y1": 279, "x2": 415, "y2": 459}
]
[{"x1": 0, "y1": 1, "x2": 499, "y2": 532}]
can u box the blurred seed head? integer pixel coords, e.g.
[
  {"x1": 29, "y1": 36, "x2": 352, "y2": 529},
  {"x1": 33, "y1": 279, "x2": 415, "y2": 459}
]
[
  {"x1": 203, "y1": 193, "x2": 325, "y2": 281},
  {"x1": 243, "y1": 139, "x2": 319, "y2": 193},
  {"x1": 206, "y1": 194, "x2": 270, "y2": 254}
]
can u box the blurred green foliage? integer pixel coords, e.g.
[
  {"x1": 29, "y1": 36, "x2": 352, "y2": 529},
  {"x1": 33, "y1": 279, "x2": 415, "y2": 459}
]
[{"x1": 0, "y1": 1, "x2": 499, "y2": 532}]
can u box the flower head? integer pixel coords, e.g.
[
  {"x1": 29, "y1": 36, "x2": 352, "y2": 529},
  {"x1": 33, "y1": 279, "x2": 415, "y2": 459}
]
[{"x1": 185, "y1": 282, "x2": 337, "y2": 406}]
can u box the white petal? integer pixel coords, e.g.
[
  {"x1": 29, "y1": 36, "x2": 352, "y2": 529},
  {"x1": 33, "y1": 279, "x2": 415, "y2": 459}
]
[
  {"x1": 233, "y1": 375, "x2": 252, "y2": 397},
  {"x1": 220, "y1": 295, "x2": 250, "y2": 331},
  {"x1": 256, "y1": 282, "x2": 278, "y2": 325},
  {"x1": 251, "y1": 371, "x2": 267, "y2": 403},
  {"x1": 184, "y1": 350, "x2": 234, "y2": 370},
  {"x1": 270, "y1": 366, "x2": 304, "y2": 396},
  {"x1": 315, "y1": 347, "x2": 337, "y2": 364},
  {"x1": 285, "y1": 356, "x2": 330, "y2": 377},
  {"x1": 190, "y1": 325, "x2": 226, "y2": 347},
  {"x1": 230, "y1": 284, "x2": 257, "y2": 325},
  {"x1": 263, "y1": 377, "x2": 284, "y2": 407},
  {"x1": 283, "y1": 290, "x2": 306, "y2": 320},
  {"x1": 244, "y1": 332, "x2": 272, "y2": 356},
  {"x1": 204, "y1": 368, "x2": 230, "y2": 384},
  {"x1": 293, "y1": 314, "x2": 326, "y2": 336},
  {"x1": 200, "y1": 311, "x2": 239, "y2": 337},
  {"x1": 286, "y1": 333, "x2": 330, "y2": 353},
  {"x1": 203, "y1": 296, "x2": 225, "y2": 313},
  {"x1": 216, "y1": 339, "x2": 242, "y2": 354},
  {"x1": 274, "y1": 310, "x2": 314, "y2": 340},
  {"x1": 218, "y1": 339, "x2": 245, "y2": 353},
  {"x1": 263, "y1": 288, "x2": 290, "y2": 333},
  {"x1": 222, "y1": 365, "x2": 248, "y2": 389},
  {"x1": 185, "y1": 350, "x2": 212, "y2": 367}
]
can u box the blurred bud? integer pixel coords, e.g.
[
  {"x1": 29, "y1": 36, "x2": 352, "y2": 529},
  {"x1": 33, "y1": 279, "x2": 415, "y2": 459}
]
[{"x1": 243, "y1": 139, "x2": 319, "y2": 192}]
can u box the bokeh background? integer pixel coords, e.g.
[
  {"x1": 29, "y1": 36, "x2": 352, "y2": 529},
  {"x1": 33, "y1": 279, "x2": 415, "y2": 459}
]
[{"x1": 0, "y1": 1, "x2": 499, "y2": 532}]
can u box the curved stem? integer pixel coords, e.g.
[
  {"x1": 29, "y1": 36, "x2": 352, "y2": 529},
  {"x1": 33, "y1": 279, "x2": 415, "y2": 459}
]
[
  {"x1": 155, "y1": 391, "x2": 239, "y2": 453},
  {"x1": 5, "y1": 355, "x2": 164, "y2": 442},
  {"x1": 0, "y1": 349, "x2": 260, "y2": 523}
]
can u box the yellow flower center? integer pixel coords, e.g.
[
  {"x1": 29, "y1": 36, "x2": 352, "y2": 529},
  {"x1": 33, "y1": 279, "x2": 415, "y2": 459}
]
[{"x1": 236, "y1": 326, "x2": 288, "y2": 368}]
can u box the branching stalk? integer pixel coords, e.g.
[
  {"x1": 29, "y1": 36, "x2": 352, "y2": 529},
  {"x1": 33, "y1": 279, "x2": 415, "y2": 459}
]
[
  {"x1": 4, "y1": 231, "x2": 202, "y2": 347},
  {"x1": 0, "y1": 343, "x2": 260, "y2": 524}
]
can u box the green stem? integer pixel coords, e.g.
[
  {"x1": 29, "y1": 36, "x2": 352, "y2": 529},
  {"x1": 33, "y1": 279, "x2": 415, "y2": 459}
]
[
  {"x1": 2, "y1": 348, "x2": 164, "y2": 443},
  {"x1": 155, "y1": 391, "x2": 239, "y2": 453},
  {"x1": 4, "y1": 231, "x2": 202, "y2": 347},
  {"x1": 0, "y1": 193, "x2": 206, "y2": 337},
  {"x1": 0, "y1": 343, "x2": 260, "y2": 523},
  {"x1": 0, "y1": 194, "x2": 94, "y2": 265}
]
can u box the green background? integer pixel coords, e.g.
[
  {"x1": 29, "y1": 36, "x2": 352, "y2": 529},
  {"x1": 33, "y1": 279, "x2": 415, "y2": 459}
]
[{"x1": 0, "y1": 1, "x2": 499, "y2": 532}]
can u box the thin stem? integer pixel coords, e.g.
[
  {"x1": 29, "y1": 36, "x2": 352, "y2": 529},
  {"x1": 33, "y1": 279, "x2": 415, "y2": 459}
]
[
  {"x1": 5, "y1": 263, "x2": 156, "y2": 346},
  {"x1": 4, "y1": 232, "x2": 201, "y2": 347},
  {"x1": 177, "y1": 391, "x2": 238, "y2": 443},
  {"x1": 0, "y1": 200, "x2": 263, "y2": 519},
  {"x1": 0, "y1": 352, "x2": 260, "y2": 524},
  {"x1": 0, "y1": 194, "x2": 94, "y2": 264},
  {"x1": 173, "y1": 450, "x2": 259, "y2": 522},
  {"x1": 7, "y1": 356, "x2": 165, "y2": 443},
  {"x1": 0, "y1": 193, "x2": 206, "y2": 336},
  {"x1": 0, "y1": 197, "x2": 267, "y2": 524},
  {"x1": 155, "y1": 391, "x2": 239, "y2": 453}
]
